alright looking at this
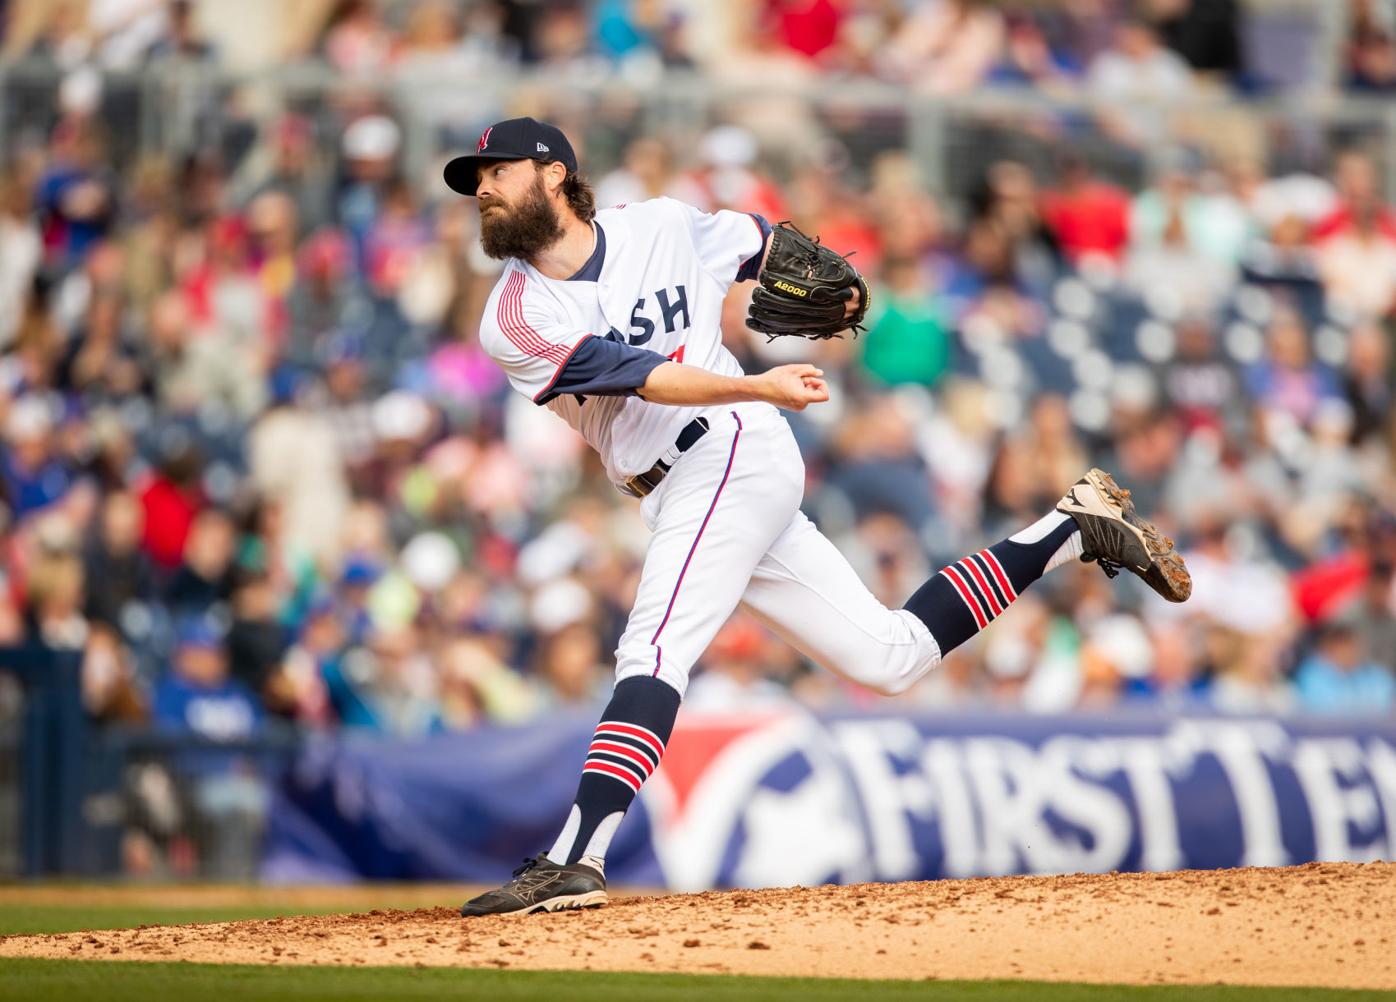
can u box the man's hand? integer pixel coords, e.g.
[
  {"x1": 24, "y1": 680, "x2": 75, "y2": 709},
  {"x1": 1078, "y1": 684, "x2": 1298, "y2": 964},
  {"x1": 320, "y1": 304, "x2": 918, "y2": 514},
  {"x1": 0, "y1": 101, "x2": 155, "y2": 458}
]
[
  {"x1": 747, "y1": 364, "x2": 829, "y2": 411},
  {"x1": 844, "y1": 285, "x2": 862, "y2": 321}
]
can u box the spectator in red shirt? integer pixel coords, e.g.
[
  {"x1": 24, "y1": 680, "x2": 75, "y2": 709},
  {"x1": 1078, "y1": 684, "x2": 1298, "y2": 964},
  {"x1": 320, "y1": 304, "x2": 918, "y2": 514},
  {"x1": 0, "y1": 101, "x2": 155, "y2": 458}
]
[
  {"x1": 138, "y1": 444, "x2": 204, "y2": 572},
  {"x1": 1312, "y1": 149, "x2": 1396, "y2": 242},
  {"x1": 767, "y1": 0, "x2": 843, "y2": 61},
  {"x1": 1039, "y1": 155, "x2": 1131, "y2": 264}
]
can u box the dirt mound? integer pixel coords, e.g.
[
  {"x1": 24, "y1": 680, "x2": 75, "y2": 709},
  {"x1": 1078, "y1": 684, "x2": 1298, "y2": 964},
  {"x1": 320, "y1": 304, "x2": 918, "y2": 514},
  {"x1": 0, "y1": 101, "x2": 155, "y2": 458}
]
[{"x1": 4, "y1": 862, "x2": 1394, "y2": 989}]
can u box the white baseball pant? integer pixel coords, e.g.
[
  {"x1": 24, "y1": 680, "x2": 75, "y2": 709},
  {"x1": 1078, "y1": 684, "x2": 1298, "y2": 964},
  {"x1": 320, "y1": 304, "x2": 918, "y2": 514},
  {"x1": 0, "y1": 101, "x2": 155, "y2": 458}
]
[{"x1": 614, "y1": 403, "x2": 942, "y2": 697}]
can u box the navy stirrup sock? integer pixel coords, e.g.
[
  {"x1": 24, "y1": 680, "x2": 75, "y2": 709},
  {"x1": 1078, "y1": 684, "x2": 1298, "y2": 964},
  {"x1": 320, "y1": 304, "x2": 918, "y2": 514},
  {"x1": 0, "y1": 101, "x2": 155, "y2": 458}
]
[
  {"x1": 547, "y1": 675, "x2": 681, "y2": 868},
  {"x1": 904, "y1": 514, "x2": 1079, "y2": 657}
]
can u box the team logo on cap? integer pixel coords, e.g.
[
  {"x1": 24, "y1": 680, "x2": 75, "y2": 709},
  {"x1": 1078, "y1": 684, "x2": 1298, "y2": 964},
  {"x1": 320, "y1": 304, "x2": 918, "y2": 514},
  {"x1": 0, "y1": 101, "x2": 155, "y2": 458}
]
[{"x1": 477, "y1": 127, "x2": 492, "y2": 153}]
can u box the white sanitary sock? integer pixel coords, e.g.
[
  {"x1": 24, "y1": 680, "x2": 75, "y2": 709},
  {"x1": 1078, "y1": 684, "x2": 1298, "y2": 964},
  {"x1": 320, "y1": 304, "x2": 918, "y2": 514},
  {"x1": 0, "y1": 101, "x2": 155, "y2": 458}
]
[{"x1": 1011, "y1": 510, "x2": 1082, "y2": 574}]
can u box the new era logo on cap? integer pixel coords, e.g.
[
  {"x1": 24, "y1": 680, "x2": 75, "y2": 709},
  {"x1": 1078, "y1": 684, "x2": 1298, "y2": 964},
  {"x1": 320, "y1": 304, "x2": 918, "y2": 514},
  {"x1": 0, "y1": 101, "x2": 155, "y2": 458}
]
[{"x1": 443, "y1": 117, "x2": 579, "y2": 197}]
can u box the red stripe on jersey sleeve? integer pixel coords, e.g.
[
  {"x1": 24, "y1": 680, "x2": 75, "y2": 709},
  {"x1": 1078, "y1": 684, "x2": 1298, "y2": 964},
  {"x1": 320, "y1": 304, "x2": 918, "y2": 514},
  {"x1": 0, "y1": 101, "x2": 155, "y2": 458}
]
[{"x1": 497, "y1": 271, "x2": 568, "y2": 364}]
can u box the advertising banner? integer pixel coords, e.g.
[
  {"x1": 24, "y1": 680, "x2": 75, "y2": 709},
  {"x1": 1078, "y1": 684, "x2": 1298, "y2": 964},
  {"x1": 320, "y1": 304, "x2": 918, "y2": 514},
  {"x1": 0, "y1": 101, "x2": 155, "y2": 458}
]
[{"x1": 263, "y1": 710, "x2": 1396, "y2": 887}]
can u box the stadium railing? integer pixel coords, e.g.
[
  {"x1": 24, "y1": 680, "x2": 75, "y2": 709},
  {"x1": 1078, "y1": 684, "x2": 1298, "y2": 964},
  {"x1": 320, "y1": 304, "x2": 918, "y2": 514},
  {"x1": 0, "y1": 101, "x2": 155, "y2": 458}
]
[
  {"x1": 4, "y1": 60, "x2": 1396, "y2": 205},
  {"x1": 0, "y1": 645, "x2": 298, "y2": 880},
  {"x1": 0, "y1": 646, "x2": 84, "y2": 878}
]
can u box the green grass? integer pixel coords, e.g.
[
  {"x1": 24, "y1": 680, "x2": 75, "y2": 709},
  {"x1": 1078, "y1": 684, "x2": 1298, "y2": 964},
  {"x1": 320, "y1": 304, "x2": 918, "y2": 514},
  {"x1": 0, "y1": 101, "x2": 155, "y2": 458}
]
[
  {"x1": 0, "y1": 904, "x2": 372, "y2": 937},
  {"x1": 1, "y1": 959, "x2": 1393, "y2": 1002}
]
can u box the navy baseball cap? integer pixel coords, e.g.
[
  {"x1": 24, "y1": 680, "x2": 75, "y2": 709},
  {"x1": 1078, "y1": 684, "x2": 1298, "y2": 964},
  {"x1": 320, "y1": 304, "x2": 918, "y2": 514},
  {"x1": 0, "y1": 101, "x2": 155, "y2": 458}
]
[
  {"x1": 340, "y1": 557, "x2": 383, "y2": 589},
  {"x1": 176, "y1": 617, "x2": 224, "y2": 651},
  {"x1": 443, "y1": 117, "x2": 578, "y2": 197}
]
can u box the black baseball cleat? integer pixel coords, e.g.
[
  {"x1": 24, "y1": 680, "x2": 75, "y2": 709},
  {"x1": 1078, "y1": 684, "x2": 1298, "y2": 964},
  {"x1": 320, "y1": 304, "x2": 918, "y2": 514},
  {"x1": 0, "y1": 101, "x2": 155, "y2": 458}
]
[
  {"x1": 461, "y1": 853, "x2": 608, "y2": 917},
  {"x1": 1056, "y1": 468, "x2": 1192, "y2": 603}
]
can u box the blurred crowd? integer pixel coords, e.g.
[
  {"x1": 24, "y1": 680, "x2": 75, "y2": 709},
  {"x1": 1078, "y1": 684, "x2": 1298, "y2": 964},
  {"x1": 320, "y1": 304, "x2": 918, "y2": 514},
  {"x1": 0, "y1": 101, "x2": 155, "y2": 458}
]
[
  {"x1": 1, "y1": 0, "x2": 1388, "y2": 97},
  {"x1": 0, "y1": 0, "x2": 1393, "y2": 792}
]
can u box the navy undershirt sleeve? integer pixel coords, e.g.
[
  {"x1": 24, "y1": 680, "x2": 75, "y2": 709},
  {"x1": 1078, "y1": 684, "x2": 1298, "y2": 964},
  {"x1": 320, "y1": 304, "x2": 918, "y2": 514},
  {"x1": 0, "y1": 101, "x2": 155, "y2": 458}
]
[
  {"x1": 533, "y1": 335, "x2": 669, "y2": 405},
  {"x1": 735, "y1": 214, "x2": 772, "y2": 282}
]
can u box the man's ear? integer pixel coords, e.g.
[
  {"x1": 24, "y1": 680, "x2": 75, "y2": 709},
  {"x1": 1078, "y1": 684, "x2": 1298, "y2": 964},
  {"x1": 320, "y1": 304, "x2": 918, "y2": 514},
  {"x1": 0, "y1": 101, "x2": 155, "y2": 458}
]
[{"x1": 543, "y1": 161, "x2": 567, "y2": 194}]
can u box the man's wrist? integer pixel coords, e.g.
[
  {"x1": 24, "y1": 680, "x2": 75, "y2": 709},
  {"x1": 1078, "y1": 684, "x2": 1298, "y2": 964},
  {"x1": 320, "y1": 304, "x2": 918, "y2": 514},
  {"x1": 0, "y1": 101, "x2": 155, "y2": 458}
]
[{"x1": 737, "y1": 373, "x2": 767, "y2": 404}]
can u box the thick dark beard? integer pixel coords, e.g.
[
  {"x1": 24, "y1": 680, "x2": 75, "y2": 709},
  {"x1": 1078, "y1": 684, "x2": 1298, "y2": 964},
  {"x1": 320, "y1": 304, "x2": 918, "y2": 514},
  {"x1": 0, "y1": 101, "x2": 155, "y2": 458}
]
[{"x1": 479, "y1": 176, "x2": 564, "y2": 261}]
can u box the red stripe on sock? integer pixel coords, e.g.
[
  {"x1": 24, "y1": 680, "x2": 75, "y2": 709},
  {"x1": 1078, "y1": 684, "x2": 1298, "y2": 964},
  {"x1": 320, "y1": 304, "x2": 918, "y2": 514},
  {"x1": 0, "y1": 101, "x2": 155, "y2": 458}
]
[
  {"x1": 962, "y1": 556, "x2": 1004, "y2": 617},
  {"x1": 969, "y1": 552, "x2": 1010, "y2": 609},
  {"x1": 981, "y1": 549, "x2": 1018, "y2": 602},
  {"x1": 586, "y1": 752, "x2": 648, "y2": 785},
  {"x1": 582, "y1": 761, "x2": 642, "y2": 792},
  {"x1": 941, "y1": 564, "x2": 988, "y2": 629},
  {"x1": 593, "y1": 722, "x2": 664, "y2": 761},
  {"x1": 589, "y1": 740, "x2": 655, "y2": 776}
]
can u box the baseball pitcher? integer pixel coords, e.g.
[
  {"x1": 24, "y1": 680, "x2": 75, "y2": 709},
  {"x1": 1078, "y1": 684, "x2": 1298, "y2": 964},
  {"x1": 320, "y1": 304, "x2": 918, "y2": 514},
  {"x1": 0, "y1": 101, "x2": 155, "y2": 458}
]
[{"x1": 444, "y1": 118, "x2": 1191, "y2": 916}]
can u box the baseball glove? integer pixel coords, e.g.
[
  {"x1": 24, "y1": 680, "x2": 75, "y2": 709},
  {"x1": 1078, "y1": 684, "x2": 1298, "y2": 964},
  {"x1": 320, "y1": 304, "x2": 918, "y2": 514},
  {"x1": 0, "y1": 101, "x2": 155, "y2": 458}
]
[{"x1": 747, "y1": 222, "x2": 871, "y2": 341}]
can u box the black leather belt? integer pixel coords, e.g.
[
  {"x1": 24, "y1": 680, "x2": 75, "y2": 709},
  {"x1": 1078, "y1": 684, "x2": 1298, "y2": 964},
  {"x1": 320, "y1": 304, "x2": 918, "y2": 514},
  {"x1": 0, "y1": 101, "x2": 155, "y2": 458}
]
[{"x1": 620, "y1": 417, "x2": 710, "y2": 498}]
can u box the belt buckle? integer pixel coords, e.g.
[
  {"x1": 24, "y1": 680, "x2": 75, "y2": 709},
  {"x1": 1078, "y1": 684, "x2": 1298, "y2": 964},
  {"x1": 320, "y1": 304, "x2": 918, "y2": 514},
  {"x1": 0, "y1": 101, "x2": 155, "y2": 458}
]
[
  {"x1": 621, "y1": 464, "x2": 664, "y2": 498},
  {"x1": 621, "y1": 420, "x2": 706, "y2": 499}
]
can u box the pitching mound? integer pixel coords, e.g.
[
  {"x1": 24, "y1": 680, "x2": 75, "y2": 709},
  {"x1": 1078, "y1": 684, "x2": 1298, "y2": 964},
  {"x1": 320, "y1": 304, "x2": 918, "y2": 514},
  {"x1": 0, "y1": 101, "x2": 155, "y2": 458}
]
[{"x1": 3, "y1": 862, "x2": 1393, "y2": 990}]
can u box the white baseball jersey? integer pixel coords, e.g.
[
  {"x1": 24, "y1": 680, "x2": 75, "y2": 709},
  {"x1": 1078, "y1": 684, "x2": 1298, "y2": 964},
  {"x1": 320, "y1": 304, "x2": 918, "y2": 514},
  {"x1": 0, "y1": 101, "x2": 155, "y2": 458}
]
[
  {"x1": 478, "y1": 195, "x2": 944, "y2": 701},
  {"x1": 478, "y1": 197, "x2": 767, "y2": 484}
]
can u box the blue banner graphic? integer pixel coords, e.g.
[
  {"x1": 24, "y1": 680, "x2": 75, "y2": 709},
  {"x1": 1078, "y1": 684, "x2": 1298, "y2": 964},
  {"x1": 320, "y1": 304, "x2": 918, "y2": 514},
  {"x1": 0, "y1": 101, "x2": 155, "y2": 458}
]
[{"x1": 262, "y1": 710, "x2": 1396, "y2": 887}]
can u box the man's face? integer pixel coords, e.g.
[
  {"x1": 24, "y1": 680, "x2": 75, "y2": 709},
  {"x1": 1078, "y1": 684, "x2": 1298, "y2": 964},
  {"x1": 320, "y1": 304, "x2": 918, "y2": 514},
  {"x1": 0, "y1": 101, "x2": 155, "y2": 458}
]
[
  {"x1": 177, "y1": 644, "x2": 227, "y2": 686},
  {"x1": 475, "y1": 160, "x2": 564, "y2": 260},
  {"x1": 1119, "y1": 24, "x2": 1154, "y2": 57}
]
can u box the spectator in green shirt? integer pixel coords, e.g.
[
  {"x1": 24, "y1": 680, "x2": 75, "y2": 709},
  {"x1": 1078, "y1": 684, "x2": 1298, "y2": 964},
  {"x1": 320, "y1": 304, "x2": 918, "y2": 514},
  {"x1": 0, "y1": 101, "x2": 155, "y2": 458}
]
[{"x1": 859, "y1": 256, "x2": 950, "y2": 387}]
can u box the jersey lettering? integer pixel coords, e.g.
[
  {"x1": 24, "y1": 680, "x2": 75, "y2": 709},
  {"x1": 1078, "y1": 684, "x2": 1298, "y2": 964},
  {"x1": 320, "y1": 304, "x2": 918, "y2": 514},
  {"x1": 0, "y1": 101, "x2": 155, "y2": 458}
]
[
  {"x1": 628, "y1": 299, "x2": 656, "y2": 345},
  {"x1": 610, "y1": 285, "x2": 692, "y2": 346},
  {"x1": 656, "y1": 285, "x2": 690, "y2": 333}
]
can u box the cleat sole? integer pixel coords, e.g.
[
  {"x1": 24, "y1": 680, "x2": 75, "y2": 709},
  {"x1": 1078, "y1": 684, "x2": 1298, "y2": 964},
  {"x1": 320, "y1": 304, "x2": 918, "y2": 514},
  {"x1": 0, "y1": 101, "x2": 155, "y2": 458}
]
[
  {"x1": 1080, "y1": 468, "x2": 1191, "y2": 603},
  {"x1": 522, "y1": 890, "x2": 609, "y2": 915}
]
